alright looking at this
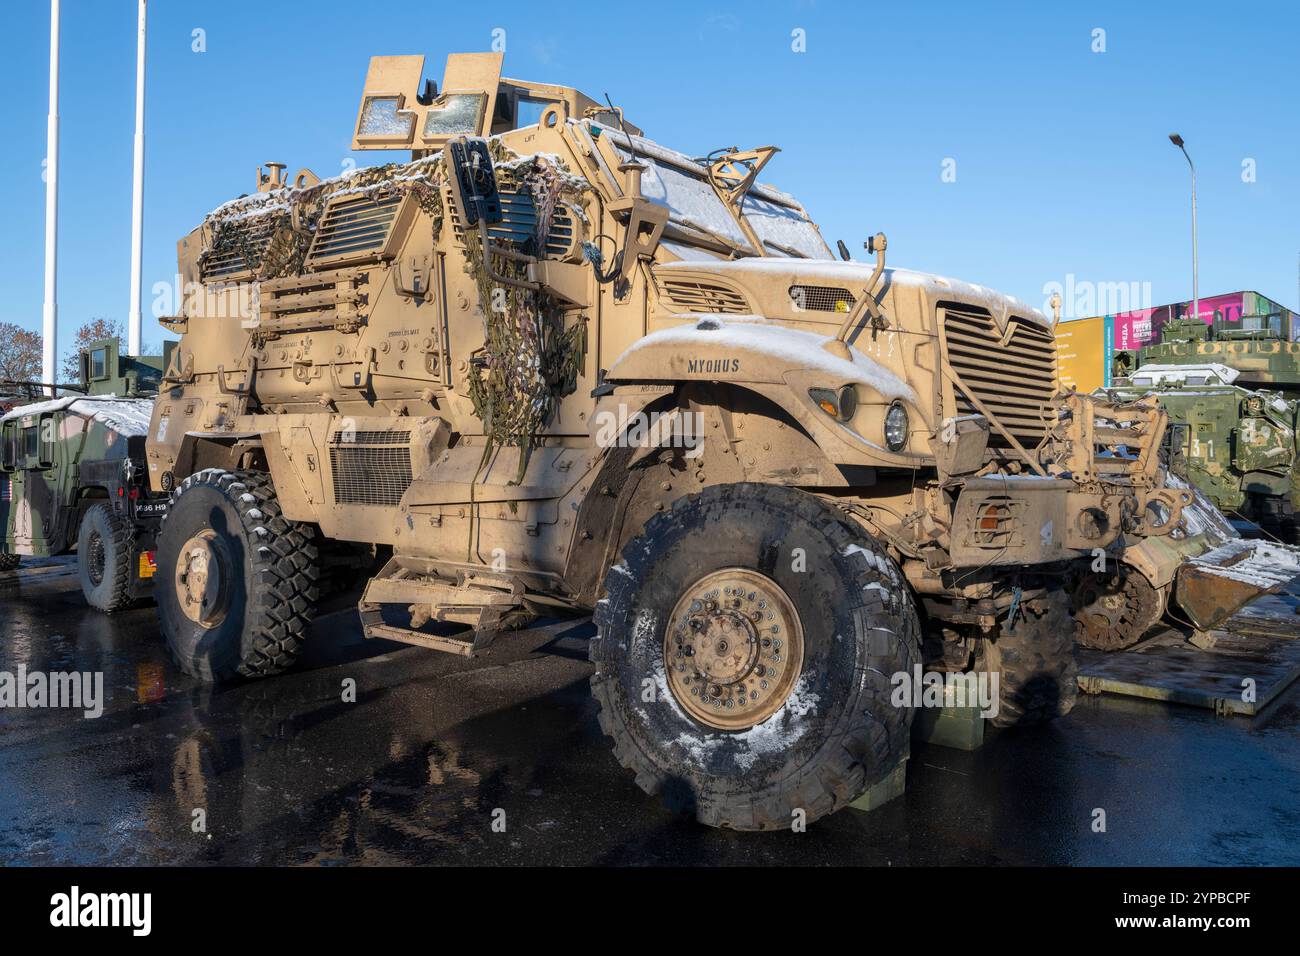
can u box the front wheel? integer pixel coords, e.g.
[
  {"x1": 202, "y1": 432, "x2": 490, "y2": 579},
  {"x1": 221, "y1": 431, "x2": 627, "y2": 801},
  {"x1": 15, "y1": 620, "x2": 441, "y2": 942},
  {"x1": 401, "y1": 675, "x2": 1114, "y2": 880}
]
[
  {"x1": 77, "y1": 502, "x2": 134, "y2": 612},
  {"x1": 155, "y1": 469, "x2": 321, "y2": 682},
  {"x1": 590, "y1": 483, "x2": 919, "y2": 831},
  {"x1": 0, "y1": 552, "x2": 19, "y2": 572},
  {"x1": 978, "y1": 588, "x2": 1078, "y2": 727}
]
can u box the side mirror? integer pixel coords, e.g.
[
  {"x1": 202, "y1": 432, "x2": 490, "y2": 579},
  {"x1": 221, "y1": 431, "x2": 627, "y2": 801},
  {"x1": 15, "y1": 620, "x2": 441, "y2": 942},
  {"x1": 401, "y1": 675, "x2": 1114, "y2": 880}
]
[{"x1": 836, "y1": 240, "x2": 851, "y2": 262}]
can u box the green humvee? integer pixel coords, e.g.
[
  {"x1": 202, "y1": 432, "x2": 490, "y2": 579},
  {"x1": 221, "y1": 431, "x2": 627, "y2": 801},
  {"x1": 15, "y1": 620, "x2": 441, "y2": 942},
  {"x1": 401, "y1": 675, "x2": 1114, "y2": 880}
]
[{"x1": 0, "y1": 339, "x2": 171, "y2": 610}]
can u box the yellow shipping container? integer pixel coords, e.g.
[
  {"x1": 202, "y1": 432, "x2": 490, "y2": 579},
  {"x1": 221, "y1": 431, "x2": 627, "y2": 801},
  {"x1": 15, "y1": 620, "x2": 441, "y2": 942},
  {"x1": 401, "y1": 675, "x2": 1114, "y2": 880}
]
[{"x1": 1054, "y1": 315, "x2": 1108, "y2": 393}]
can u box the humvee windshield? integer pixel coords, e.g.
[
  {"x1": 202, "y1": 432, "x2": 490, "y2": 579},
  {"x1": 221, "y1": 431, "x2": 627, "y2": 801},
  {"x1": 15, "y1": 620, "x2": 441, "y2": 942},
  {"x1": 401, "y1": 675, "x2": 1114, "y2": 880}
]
[{"x1": 597, "y1": 124, "x2": 831, "y2": 260}]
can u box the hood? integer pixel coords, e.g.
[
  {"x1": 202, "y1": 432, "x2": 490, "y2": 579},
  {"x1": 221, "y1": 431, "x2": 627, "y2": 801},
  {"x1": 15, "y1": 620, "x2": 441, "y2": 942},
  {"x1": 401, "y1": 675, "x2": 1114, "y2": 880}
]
[{"x1": 654, "y1": 258, "x2": 1050, "y2": 329}]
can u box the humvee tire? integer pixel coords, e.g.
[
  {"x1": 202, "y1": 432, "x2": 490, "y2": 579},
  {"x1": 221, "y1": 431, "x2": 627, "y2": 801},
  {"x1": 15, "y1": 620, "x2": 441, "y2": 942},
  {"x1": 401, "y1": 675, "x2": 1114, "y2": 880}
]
[
  {"x1": 0, "y1": 552, "x2": 19, "y2": 572},
  {"x1": 979, "y1": 589, "x2": 1077, "y2": 727},
  {"x1": 77, "y1": 502, "x2": 134, "y2": 613},
  {"x1": 590, "y1": 483, "x2": 919, "y2": 831},
  {"x1": 156, "y1": 469, "x2": 320, "y2": 682}
]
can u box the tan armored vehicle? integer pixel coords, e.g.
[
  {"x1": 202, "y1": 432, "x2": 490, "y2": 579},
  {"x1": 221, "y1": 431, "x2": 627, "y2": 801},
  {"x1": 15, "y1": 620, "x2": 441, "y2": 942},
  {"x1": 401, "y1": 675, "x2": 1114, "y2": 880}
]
[{"x1": 146, "y1": 53, "x2": 1292, "y2": 829}]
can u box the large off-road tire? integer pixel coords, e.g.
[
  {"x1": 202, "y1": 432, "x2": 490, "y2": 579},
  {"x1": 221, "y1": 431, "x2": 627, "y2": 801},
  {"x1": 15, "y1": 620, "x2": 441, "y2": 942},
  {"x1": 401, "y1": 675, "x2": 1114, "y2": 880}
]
[
  {"x1": 979, "y1": 589, "x2": 1078, "y2": 728},
  {"x1": 1071, "y1": 564, "x2": 1162, "y2": 651},
  {"x1": 590, "y1": 483, "x2": 920, "y2": 831},
  {"x1": 77, "y1": 502, "x2": 134, "y2": 613},
  {"x1": 156, "y1": 469, "x2": 320, "y2": 682},
  {"x1": 0, "y1": 552, "x2": 20, "y2": 572}
]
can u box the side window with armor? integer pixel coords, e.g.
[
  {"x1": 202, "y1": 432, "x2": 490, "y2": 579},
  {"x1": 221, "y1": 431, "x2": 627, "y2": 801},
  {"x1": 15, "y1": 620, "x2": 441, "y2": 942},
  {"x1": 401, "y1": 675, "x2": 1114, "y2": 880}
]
[
  {"x1": 0, "y1": 421, "x2": 15, "y2": 472},
  {"x1": 22, "y1": 415, "x2": 56, "y2": 470}
]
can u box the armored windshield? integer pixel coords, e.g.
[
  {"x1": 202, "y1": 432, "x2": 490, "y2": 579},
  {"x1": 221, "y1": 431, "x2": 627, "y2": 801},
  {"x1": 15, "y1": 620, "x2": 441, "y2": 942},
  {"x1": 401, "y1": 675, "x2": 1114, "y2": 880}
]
[{"x1": 596, "y1": 125, "x2": 831, "y2": 260}]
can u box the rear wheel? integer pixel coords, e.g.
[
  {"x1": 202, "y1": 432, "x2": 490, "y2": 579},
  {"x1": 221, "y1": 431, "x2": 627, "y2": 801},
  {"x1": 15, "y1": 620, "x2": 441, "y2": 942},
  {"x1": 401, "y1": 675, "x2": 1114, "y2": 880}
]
[
  {"x1": 590, "y1": 483, "x2": 919, "y2": 831},
  {"x1": 156, "y1": 469, "x2": 320, "y2": 682},
  {"x1": 0, "y1": 552, "x2": 19, "y2": 572},
  {"x1": 77, "y1": 502, "x2": 134, "y2": 613}
]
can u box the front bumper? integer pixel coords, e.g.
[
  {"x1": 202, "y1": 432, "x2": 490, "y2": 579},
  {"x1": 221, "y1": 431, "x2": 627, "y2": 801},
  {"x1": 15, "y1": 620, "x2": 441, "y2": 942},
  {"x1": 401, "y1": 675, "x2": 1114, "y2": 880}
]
[{"x1": 947, "y1": 476, "x2": 1300, "y2": 631}]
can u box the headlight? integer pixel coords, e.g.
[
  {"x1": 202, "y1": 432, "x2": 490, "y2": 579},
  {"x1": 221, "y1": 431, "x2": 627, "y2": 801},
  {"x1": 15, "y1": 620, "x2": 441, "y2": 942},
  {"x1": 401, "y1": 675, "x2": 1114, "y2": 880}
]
[{"x1": 884, "y1": 402, "x2": 909, "y2": 451}]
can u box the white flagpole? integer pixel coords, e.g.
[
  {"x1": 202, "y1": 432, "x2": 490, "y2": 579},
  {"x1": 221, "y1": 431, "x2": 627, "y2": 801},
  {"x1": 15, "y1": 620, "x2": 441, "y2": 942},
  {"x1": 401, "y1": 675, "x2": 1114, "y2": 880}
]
[
  {"x1": 128, "y1": 0, "x2": 147, "y2": 357},
  {"x1": 42, "y1": 0, "x2": 60, "y2": 394}
]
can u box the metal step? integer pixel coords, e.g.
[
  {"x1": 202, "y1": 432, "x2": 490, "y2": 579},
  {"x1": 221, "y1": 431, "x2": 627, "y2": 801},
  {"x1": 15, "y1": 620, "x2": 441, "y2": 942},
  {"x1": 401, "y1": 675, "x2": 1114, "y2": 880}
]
[
  {"x1": 362, "y1": 620, "x2": 499, "y2": 657},
  {"x1": 358, "y1": 558, "x2": 525, "y2": 656}
]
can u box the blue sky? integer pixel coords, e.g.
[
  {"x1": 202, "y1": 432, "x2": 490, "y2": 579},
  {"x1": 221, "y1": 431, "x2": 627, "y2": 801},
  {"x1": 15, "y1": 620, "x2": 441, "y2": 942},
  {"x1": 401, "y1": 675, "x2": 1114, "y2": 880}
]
[{"x1": 1, "y1": 0, "x2": 1297, "y2": 352}]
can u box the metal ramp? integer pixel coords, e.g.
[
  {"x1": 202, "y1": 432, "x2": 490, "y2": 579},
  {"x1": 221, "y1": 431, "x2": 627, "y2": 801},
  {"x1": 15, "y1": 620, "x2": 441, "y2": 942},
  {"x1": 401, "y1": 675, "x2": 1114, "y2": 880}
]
[{"x1": 1077, "y1": 591, "x2": 1300, "y2": 716}]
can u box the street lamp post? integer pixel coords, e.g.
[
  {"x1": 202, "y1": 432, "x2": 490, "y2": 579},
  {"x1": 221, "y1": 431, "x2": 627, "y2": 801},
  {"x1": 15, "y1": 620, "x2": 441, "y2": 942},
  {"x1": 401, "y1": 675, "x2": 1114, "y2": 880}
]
[{"x1": 1169, "y1": 133, "x2": 1199, "y2": 325}]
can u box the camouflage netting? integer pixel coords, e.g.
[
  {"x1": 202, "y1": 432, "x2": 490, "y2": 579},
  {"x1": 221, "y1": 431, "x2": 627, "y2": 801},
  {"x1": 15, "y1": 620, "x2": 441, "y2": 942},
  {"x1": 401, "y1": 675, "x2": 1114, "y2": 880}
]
[
  {"x1": 462, "y1": 146, "x2": 588, "y2": 482},
  {"x1": 196, "y1": 143, "x2": 588, "y2": 484},
  {"x1": 200, "y1": 156, "x2": 449, "y2": 282}
]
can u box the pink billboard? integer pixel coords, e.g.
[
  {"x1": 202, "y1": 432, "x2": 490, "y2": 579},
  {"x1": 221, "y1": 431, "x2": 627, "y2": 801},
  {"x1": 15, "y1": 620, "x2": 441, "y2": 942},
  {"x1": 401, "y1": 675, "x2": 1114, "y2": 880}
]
[{"x1": 1112, "y1": 292, "x2": 1249, "y2": 351}]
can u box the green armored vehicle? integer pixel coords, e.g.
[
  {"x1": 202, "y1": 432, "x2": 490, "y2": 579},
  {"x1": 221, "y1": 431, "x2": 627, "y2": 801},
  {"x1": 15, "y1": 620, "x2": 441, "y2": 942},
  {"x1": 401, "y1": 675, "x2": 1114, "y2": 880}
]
[
  {"x1": 1110, "y1": 362, "x2": 1299, "y2": 537},
  {"x1": 1138, "y1": 311, "x2": 1300, "y2": 396},
  {"x1": 0, "y1": 339, "x2": 170, "y2": 609},
  {"x1": 1107, "y1": 313, "x2": 1300, "y2": 539}
]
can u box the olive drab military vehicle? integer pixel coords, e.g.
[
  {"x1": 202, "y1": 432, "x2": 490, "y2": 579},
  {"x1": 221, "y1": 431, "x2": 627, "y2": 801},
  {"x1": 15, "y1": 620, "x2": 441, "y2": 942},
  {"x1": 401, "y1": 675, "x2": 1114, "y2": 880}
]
[
  {"x1": 0, "y1": 339, "x2": 170, "y2": 609},
  {"x1": 1137, "y1": 311, "x2": 1300, "y2": 396},
  {"x1": 1108, "y1": 363, "x2": 1300, "y2": 540},
  {"x1": 1104, "y1": 313, "x2": 1300, "y2": 541},
  {"x1": 145, "y1": 52, "x2": 1299, "y2": 830}
]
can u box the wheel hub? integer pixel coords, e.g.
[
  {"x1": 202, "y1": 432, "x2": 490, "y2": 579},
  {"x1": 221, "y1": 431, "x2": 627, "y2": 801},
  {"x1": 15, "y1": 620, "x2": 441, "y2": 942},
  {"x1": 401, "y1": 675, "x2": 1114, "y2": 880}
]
[
  {"x1": 175, "y1": 531, "x2": 230, "y2": 629},
  {"x1": 664, "y1": 568, "x2": 804, "y2": 731},
  {"x1": 87, "y1": 530, "x2": 106, "y2": 587}
]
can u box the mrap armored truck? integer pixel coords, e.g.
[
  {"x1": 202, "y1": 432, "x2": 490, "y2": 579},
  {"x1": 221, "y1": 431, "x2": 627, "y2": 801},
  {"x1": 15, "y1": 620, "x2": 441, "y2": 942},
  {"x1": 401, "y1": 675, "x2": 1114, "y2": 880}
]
[
  {"x1": 1, "y1": 339, "x2": 169, "y2": 609},
  {"x1": 143, "y1": 52, "x2": 1294, "y2": 829}
]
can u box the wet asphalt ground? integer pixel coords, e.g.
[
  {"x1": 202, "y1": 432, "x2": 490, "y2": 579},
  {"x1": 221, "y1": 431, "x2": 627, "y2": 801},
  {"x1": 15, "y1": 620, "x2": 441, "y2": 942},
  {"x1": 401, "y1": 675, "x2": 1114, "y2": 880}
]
[{"x1": 1, "y1": 557, "x2": 1299, "y2": 867}]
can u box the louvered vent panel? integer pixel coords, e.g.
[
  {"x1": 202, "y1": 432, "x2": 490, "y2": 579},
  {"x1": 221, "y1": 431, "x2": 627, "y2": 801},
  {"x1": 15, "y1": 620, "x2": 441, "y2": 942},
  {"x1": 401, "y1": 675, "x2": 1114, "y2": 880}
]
[
  {"x1": 942, "y1": 307, "x2": 1058, "y2": 448},
  {"x1": 306, "y1": 194, "x2": 405, "y2": 268},
  {"x1": 200, "y1": 218, "x2": 276, "y2": 281},
  {"x1": 658, "y1": 279, "x2": 750, "y2": 314},
  {"x1": 448, "y1": 188, "x2": 576, "y2": 258},
  {"x1": 329, "y1": 430, "x2": 413, "y2": 506}
]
